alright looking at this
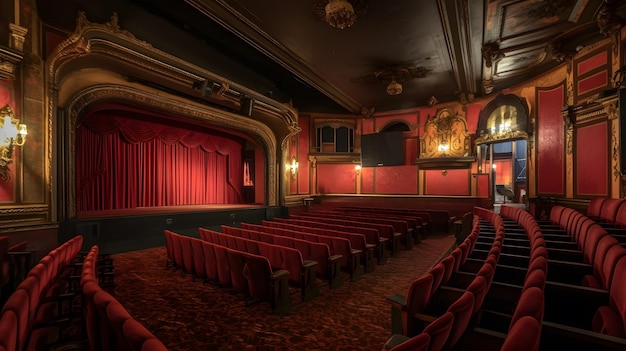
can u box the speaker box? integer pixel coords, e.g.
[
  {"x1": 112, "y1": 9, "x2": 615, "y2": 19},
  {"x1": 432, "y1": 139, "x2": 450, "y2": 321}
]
[{"x1": 240, "y1": 96, "x2": 254, "y2": 116}]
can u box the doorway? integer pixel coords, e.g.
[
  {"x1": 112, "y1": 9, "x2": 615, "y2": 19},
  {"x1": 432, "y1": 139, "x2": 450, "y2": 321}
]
[{"x1": 490, "y1": 140, "x2": 527, "y2": 208}]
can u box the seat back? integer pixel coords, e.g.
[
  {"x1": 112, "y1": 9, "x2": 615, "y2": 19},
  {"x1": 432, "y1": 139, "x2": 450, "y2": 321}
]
[
  {"x1": 588, "y1": 197, "x2": 608, "y2": 218},
  {"x1": 389, "y1": 332, "x2": 430, "y2": 351},
  {"x1": 445, "y1": 291, "x2": 474, "y2": 349},
  {"x1": 501, "y1": 316, "x2": 541, "y2": 351},
  {"x1": 422, "y1": 312, "x2": 453, "y2": 351},
  {"x1": 510, "y1": 287, "x2": 544, "y2": 329}
]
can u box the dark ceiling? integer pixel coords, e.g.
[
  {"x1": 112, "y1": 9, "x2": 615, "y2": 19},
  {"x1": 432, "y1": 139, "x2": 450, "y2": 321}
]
[{"x1": 37, "y1": 0, "x2": 626, "y2": 115}]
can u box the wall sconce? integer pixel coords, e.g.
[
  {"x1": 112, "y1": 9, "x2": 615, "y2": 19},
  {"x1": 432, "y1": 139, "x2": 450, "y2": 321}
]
[
  {"x1": 287, "y1": 156, "x2": 299, "y2": 180},
  {"x1": 0, "y1": 105, "x2": 27, "y2": 182},
  {"x1": 441, "y1": 169, "x2": 447, "y2": 176},
  {"x1": 355, "y1": 164, "x2": 361, "y2": 175}
]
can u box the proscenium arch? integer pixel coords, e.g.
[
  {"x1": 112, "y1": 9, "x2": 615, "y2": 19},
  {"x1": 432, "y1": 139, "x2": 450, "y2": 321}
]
[
  {"x1": 45, "y1": 12, "x2": 298, "y2": 220},
  {"x1": 62, "y1": 84, "x2": 279, "y2": 218}
]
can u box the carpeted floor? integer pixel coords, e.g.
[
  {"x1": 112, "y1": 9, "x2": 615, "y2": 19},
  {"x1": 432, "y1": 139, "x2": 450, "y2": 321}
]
[{"x1": 109, "y1": 233, "x2": 456, "y2": 351}]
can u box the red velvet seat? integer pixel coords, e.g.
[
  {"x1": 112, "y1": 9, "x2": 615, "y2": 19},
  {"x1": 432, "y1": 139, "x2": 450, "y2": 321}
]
[
  {"x1": 388, "y1": 332, "x2": 430, "y2": 351},
  {"x1": 522, "y1": 269, "x2": 546, "y2": 292},
  {"x1": 501, "y1": 316, "x2": 541, "y2": 351},
  {"x1": 439, "y1": 256, "x2": 455, "y2": 285},
  {"x1": 581, "y1": 235, "x2": 623, "y2": 289},
  {"x1": 189, "y1": 238, "x2": 206, "y2": 279},
  {"x1": 600, "y1": 199, "x2": 625, "y2": 223},
  {"x1": 592, "y1": 255, "x2": 626, "y2": 337},
  {"x1": 1, "y1": 289, "x2": 30, "y2": 351},
  {"x1": 428, "y1": 263, "x2": 445, "y2": 297},
  {"x1": 588, "y1": 197, "x2": 608, "y2": 219},
  {"x1": 164, "y1": 230, "x2": 176, "y2": 269},
  {"x1": 445, "y1": 291, "x2": 474, "y2": 349},
  {"x1": 510, "y1": 287, "x2": 544, "y2": 329},
  {"x1": 0, "y1": 310, "x2": 17, "y2": 351},
  {"x1": 584, "y1": 225, "x2": 608, "y2": 263},
  {"x1": 466, "y1": 275, "x2": 487, "y2": 316},
  {"x1": 422, "y1": 312, "x2": 453, "y2": 351}
]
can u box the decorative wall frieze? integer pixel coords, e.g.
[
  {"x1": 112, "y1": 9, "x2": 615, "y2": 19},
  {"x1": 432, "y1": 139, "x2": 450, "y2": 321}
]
[
  {"x1": 0, "y1": 46, "x2": 23, "y2": 80},
  {"x1": 8, "y1": 23, "x2": 27, "y2": 52},
  {"x1": 562, "y1": 107, "x2": 574, "y2": 155}
]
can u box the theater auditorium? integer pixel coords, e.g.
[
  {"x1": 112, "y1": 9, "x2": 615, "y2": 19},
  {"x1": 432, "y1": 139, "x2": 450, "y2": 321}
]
[{"x1": 1, "y1": 0, "x2": 626, "y2": 350}]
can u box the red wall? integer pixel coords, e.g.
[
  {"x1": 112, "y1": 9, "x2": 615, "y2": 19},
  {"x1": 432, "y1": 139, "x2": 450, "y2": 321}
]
[
  {"x1": 374, "y1": 166, "x2": 418, "y2": 194},
  {"x1": 575, "y1": 122, "x2": 608, "y2": 196},
  {"x1": 361, "y1": 166, "x2": 374, "y2": 193},
  {"x1": 317, "y1": 164, "x2": 356, "y2": 194},
  {"x1": 425, "y1": 169, "x2": 470, "y2": 195},
  {"x1": 536, "y1": 84, "x2": 565, "y2": 195}
]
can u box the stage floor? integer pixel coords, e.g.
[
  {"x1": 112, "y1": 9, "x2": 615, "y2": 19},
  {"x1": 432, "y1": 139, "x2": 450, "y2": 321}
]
[{"x1": 77, "y1": 204, "x2": 266, "y2": 219}]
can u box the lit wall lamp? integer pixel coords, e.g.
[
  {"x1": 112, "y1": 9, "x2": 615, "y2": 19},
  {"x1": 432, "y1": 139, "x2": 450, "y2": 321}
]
[
  {"x1": 287, "y1": 156, "x2": 299, "y2": 180},
  {"x1": 0, "y1": 105, "x2": 27, "y2": 182},
  {"x1": 441, "y1": 169, "x2": 447, "y2": 176},
  {"x1": 355, "y1": 164, "x2": 361, "y2": 175}
]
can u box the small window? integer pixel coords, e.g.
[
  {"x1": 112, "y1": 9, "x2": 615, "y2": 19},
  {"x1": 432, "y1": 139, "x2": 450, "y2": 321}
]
[{"x1": 314, "y1": 122, "x2": 355, "y2": 153}]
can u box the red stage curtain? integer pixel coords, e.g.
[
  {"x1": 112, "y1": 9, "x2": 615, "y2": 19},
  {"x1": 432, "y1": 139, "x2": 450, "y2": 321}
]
[{"x1": 76, "y1": 111, "x2": 243, "y2": 212}]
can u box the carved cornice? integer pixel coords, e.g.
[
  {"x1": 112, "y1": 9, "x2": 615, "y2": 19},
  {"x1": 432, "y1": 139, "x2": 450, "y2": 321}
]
[
  {"x1": 0, "y1": 46, "x2": 23, "y2": 80},
  {"x1": 567, "y1": 93, "x2": 618, "y2": 125},
  {"x1": 475, "y1": 130, "x2": 529, "y2": 145},
  {"x1": 309, "y1": 154, "x2": 361, "y2": 164}
]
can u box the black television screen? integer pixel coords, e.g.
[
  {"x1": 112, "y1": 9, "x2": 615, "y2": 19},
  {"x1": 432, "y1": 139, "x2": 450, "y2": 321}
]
[{"x1": 361, "y1": 131, "x2": 405, "y2": 167}]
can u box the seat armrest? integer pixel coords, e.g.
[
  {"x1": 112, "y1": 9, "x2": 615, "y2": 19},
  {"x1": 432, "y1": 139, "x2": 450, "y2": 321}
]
[{"x1": 386, "y1": 293, "x2": 407, "y2": 310}]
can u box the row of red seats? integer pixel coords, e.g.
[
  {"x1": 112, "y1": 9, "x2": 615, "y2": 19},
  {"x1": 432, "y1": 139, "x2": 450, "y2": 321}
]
[
  {"x1": 198, "y1": 228, "x2": 320, "y2": 302},
  {"x1": 292, "y1": 212, "x2": 402, "y2": 255},
  {"x1": 165, "y1": 230, "x2": 292, "y2": 314},
  {"x1": 382, "y1": 209, "x2": 499, "y2": 351},
  {"x1": 303, "y1": 209, "x2": 414, "y2": 249},
  {"x1": 81, "y1": 245, "x2": 167, "y2": 351},
  {"x1": 338, "y1": 206, "x2": 450, "y2": 233},
  {"x1": 0, "y1": 235, "x2": 83, "y2": 351},
  {"x1": 222, "y1": 225, "x2": 343, "y2": 289},
  {"x1": 587, "y1": 197, "x2": 626, "y2": 225},
  {"x1": 333, "y1": 207, "x2": 425, "y2": 243},
  {"x1": 495, "y1": 206, "x2": 548, "y2": 351},
  {"x1": 241, "y1": 222, "x2": 364, "y2": 281},
  {"x1": 545, "y1": 206, "x2": 626, "y2": 340},
  {"x1": 336, "y1": 206, "x2": 432, "y2": 235},
  {"x1": 272, "y1": 217, "x2": 378, "y2": 270},
  {"x1": 281, "y1": 215, "x2": 387, "y2": 265}
]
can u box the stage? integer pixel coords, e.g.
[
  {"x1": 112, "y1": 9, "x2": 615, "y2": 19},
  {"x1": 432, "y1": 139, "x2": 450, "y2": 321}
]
[{"x1": 61, "y1": 204, "x2": 285, "y2": 254}]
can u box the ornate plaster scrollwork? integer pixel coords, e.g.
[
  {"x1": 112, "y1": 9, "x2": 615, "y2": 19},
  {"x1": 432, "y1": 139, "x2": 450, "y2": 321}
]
[
  {"x1": 597, "y1": 2, "x2": 624, "y2": 57},
  {"x1": 562, "y1": 108, "x2": 574, "y2": 155},
  {"x1": 481, "y1": 42, "x2": 504, "y2": 69}
]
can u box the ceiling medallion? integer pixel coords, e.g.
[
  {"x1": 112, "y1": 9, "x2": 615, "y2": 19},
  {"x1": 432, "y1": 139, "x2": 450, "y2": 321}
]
[
  {"x1": 313, "y1": 0, "x2": 368, "y2": 29},
  {"x1": 352, "y1": 64, "x2": 432, "y2": 96}
]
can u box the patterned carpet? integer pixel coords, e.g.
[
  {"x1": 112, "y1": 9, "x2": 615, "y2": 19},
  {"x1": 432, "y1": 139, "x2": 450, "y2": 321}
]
[{"x1": 109, "y1": 233, "x2": 456, "y2": 351}]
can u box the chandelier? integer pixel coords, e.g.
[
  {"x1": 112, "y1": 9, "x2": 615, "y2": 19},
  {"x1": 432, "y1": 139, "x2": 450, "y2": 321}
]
[
  {"x1": 314, "y1": 0, "x2": 367, "y2": 30},
  {"x1": 386, "y1": 79, "x2": 403, "y2": 96},
  {"x1": 325, "y1": 0, "x2": 357, "y2": 29}
]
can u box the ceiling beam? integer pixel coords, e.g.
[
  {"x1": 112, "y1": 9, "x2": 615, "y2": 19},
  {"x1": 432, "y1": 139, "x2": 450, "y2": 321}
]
[
  {"x1": 185, "y1": 0, "x2": 362, "y2": 114},
  {"x1": 437, "y1": 0, "x2": 485, "y2": 102}
]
